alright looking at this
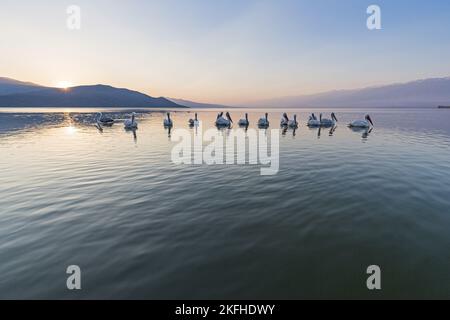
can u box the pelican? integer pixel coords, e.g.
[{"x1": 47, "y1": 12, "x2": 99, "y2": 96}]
[
  {"x1": 96, "y1": 112, "x2": 114, "y2": 126},
  {"x1": 280, "y1": 113, "x2": 289, "y2": 127},
  {"x1": 189, "y1": 113, "x2": 199, "y2": 126},
  {"x1": 164, "y1": 112, "x2": 173, "y2": 127},
  {"x1": 238, "y1": 113, "x2": 249, "y2": 126},
  {"x1": 320, "y1": 113, "x2": 338, "y2": 127},
  {"x1": 124, "y1": 112, "x2": 138, "y2": 129},
  {"x1": 349, "y1": 115, "x2": 374, "y2": 128},
  {"x1": 288, "y1": 114, "x2": 298, "y2": 128},
  {"x1": 216, "y1": 112, "x2": 233, "y2": 127},
  {"x1": 258, "y1": 113, "x2": 270, "y2": 128},
  {"x1": 307, "y1": 113, "x2": 321, "y2": 127}
]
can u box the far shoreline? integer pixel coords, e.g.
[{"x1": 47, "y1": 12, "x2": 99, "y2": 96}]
[{"x1": 0, "y1": 105, "x2": 445, "y2": 114}]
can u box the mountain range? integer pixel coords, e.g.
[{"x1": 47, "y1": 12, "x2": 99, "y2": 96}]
[
  {"x1": 1, "y1": 76, "x2": 449, "y2": 108},
  {"x1": 0, "y1": 77, "x2": 43, "y2": 95},
  {"x1": 247, "y1": 77, "x2": 450, "y2": 108},
  {"x1": 0, "y1": 77, "x2": 183, "y2": 108}
]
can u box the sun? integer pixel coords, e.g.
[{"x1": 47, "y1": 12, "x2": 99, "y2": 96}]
[{"x1": 55, "y1": 81, "x2": 73, "y2": 90}]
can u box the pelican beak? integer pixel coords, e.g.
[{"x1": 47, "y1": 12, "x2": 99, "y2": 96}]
[
  {"x1": 226, "y1": 112, "x2": 233, "y2": 123},
  {"x1": 367, "y1": 115, "x2": 374, "y2": 126},
  {"x1": 332, "y1": 113, "x2": 338, "y2": 122}
]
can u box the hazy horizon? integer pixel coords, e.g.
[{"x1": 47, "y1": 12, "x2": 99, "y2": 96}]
[
  {"x1": 3, "y1": 74, "x2": 450, "y2": 108},
  {"x1": 2, "y1": 0, "x2": 450, "y2": 105}
]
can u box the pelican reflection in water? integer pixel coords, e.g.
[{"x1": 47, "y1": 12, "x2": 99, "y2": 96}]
[
  {"x1": 329, "y1": 125, "x2": 337, "y2": 136},
  {"x1": 95, "y1": 122, "x2": 103, "y2": 133},
  {"x1": 283, "y1": 126, "x2": 297, "y2": 137},
  {"x1": 349, "y1": 126, "x2": 373, "y2": 140},
  {"x1": 166, "y1": 125, "x2": 172, "y2": 138},
  {"x1": 125, "y1": 128, "x2": 137, "y2": 143}
]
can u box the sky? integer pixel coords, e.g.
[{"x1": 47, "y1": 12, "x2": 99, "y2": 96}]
[{"x1": 1, "y1": 0, "x2": 450, "y2": 104}]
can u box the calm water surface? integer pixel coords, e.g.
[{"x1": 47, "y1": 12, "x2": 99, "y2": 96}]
[{"x1": 0, "y1": 108, "x2": 449, "y2": 299}]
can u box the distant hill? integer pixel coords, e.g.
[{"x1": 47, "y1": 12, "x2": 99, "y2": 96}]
[
  {"x1": 3, "y1": 76, "x2": 450, "y2": 109},
  {"x1": 168, "y1": 97, "x2": 231, "y2": 109},
  {"x1": 249, "y1": 77, "x2": 450, "y2": 108},
  {"x1": 0, "y1": 77, "x2": 44, "y2": 95},
  {"x1": 0, "y1": 78, "x2": 184, "y2": 108}
]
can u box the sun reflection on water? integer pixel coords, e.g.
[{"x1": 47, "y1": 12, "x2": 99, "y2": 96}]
[{"x1": 65, "y1": 126, "x2": 77, "y2": 135}]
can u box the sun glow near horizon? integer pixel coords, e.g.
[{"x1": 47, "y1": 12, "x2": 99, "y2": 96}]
[{"x1": 55, "y1": 81, "x2": 73, "y2": 90}]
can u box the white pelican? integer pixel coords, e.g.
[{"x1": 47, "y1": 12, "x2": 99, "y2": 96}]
[
  {"x1": 258, "y1": 113, "x2": 270, "y2": 128},
  {"x1": 349, "y1": 114, "x2": 374, "y2": 128},
  {"x1": 238, "y1": 113, "x2": 249, "y2": 126},
  {"x1": 124, "y1": 112, "x2": 138, "y2": 129},
  {"x1": 189, "y1": 113, "x2": 199, "y2": 126},
  {"x1": 216, "y1": 112, "x2": 233, "y2": 127},
  {"x1": 164, "y1": 112, "x2": 173, "y2": 127},
  {"x1": 288, "y1": 114, "x2": 298, "y2": 128},
  {"x1": 307, "y1": 113, "x2": 321, "y2": 127},
  {"x1": 280, "y1": 113, "x2": 289, "y2": 127},
  {"x1": 96, "y1": 112, "x2": 114, "y2": 126},
  {"x1": 320, "y1": 112, "x2": 338, "y2": 127}
]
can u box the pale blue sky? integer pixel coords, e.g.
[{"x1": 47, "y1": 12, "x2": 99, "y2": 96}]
[{"x1": 1, "y1": 0, "x2": 450, "y2": 104}]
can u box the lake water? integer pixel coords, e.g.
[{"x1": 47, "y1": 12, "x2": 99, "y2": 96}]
[{"x1": 0, "y1": 107, "x2": 449, "y2": 299}]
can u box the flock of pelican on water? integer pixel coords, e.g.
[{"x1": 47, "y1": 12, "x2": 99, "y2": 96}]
[{"x1": 95, "y1": 111, "x2": 374, "y2": 131}]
